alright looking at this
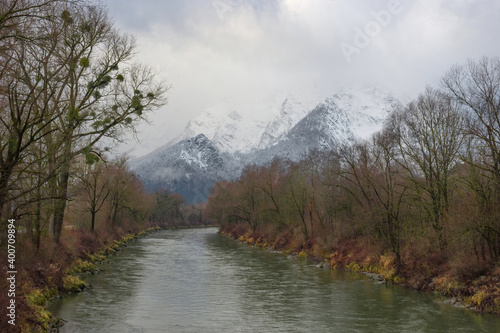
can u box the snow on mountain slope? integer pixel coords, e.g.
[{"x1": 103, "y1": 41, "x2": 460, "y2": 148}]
[
  {"x1": 210, "y1": 107, "x2": 270, "y2": 152},
  {"x1": 258, "y1": 95, "x2": 315, "y2": 148},
  {"x1": 129, "y1": 85, "x2": 405, "y2": 203},
  {"x1": 329, "y1": 85, "x2": 402, "y2": 140},
  {"x1": 166, "y1": 86, "x2": 401, "y2": 155},
  {"x1": 166, "y1": 98, "x2": 281, "y2": 153},
  {"x1": 129, "y1": 134, "x2": 225, "y2": 202},
  {"x1": 246, "y1": 85, "x2": 404, "y2": 163}
]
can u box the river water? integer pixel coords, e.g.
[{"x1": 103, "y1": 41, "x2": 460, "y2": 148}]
[{"x1": 49, "y1": 228, "x2": 500, "y2": 332}]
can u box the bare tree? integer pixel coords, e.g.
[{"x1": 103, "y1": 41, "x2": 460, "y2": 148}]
[
  {"x1": 0, "y1": 0, "x2": 61, "y2": 42},
  {"x1": 393, "y1": 87, "x2": 465, "y2": 248},
  {"x1": 0, "y1": 1, "x2": 71, "y2": 221},
  {"x1": 75, "y1": 159, "x2": 110, "y2": 231},
  {"x1": 442, "y1": 57, "x2": 500, "y2": 194},
  {"x1": 230, "y1": 166, "x2": 264, "y2": 232},
  {"x1": 150, "y1": 189, "x2": 185, "y2": 225},
  {"x1": 0, "y1": 2, "x2": 167, "y2": 243},
  {"x1": 45, "y1": 4, "x2": 167, "y2": 242},
  {"x1": 105, "y1": 158, "x2": 142, "y2": 226},
  {"x1": 442, "y1": 57, "x2": 500, "y2": 260},
  {"x1": 287, "y1": 164, "x2": 310, "y2": 239},
  {"x1": 339, "y1": 131, "x2": 408, "y2": 270}
]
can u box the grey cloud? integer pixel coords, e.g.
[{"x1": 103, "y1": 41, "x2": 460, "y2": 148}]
[{"x1": 107, "y1": 0, "x2": 500, "y2": 157}]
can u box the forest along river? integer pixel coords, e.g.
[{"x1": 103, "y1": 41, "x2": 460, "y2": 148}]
[{"x1": 49, "y1": 228, "x2": 500, "y2": 333}]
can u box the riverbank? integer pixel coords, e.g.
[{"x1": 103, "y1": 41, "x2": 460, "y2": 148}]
[
  {"x1": 43, "y1": 227, "x2": 167, "y2": 332},
  {"x1": 3, "y1": 225, "x2": 168, "y2": 333},
  {"x1": 33, "y1": 224, "x2": 217, "y2": 332},
  {"x1": 219, "y1": 225, "x2": 500, "y2": 316},
  {"x1": 45, "y1": 227, "x2": 500, "y2": 332}
]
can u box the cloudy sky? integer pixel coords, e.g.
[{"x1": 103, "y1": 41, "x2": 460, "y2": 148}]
[{"x1": 104, "y1": 0, "x2": 500, "y2": 157}]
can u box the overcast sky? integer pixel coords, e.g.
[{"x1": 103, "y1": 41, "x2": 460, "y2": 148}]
[{"x1": 104, "y1": 0, "x2": 500, "y2": 157}]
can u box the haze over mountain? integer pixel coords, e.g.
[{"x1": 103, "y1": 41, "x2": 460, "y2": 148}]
[
  {"x1": 129, "y1": 86, "x2": 404, "y2": 202},
  {"x1": 164, "y1": 92, "x2": 318, "y2": 154},
  {"x1": 107, "y1": 0, "x2": 500, "y2": 159}
]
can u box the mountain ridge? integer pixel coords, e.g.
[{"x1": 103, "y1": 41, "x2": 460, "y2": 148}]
[{"x1": 129, "y1": 86, "x2": 404, "y2": 202}]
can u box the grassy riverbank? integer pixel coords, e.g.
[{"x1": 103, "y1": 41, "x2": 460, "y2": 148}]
[
  {"x1": 220, "y1": 224, "x2": 500, "y2": 316},
  {"x1": 2, "y1": 225, "x2": 166, "y2": 333},
  {"x1": 20, "y1": 224, "x2": 218, "y2": 332}
]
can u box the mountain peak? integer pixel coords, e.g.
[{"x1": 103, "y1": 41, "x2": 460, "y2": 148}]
[
  {"x1": 166, "y1": 101, "x2": 278, "y2": 154},
  {"x1": 183, "y1": 134, "x2": 222, "y2": 171},
  {"x1": 130, "y1": 85, "x2": 403, "y2": 203},
  {"x1": 258, "y1": 95, "x2": 315, "y2": 148}
]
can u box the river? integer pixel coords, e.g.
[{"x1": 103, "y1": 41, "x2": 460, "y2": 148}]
[{"x1": 48, "y1": 227, "x2": 500, "y2": 332}]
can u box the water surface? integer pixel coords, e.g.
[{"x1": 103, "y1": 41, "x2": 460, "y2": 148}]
[{"x1": 49, "y1": 228, "x2": 500, "y2": 332}]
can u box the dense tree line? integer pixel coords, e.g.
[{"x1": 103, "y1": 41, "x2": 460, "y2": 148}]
[
  {"x1": 0, "y1": 0, "x2": 206, "y2": 245},
  {"x1": 69, "y1": 157, "x2": 207, "y2": 235},
  {"x1": 0, "y1": 0, "x2": 171, "y2": 244},
  {"x1": 0, "y1": 2, "x2": 207, "y2": 330},
  {"x1": 207, "y1": 56, "x2": 500, "y2": 282}
]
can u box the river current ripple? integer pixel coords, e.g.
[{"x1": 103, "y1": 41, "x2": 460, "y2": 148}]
[{"x1": 49, "y1": 228, "x2": 500, "y2": 332}]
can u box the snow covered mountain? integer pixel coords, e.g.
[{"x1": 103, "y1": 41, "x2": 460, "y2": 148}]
[
  {"x1": 242, "y1": 86, "x2": 402, "y2": 163},
  {"x1": 130, "y1": 134, "x2": 225, "y2": 203},
  {"x1": 258, "y1": 95, "x2": 314, "y2": 149},
  {"x1": 330, "y1": 86, "x2": 401, "y2": 140},
  {"x1": 165, "y1": 103, "x2": 274, "y2": 153},
  {"x1": 129, "y1": 86, "x2": 404, "y2": 202},
  {"x1": 165, "y1": 93, "x2": 316, "y2": 154}
]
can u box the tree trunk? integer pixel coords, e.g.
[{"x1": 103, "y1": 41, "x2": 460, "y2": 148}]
[
  {"x1": 0, "y1": 164, "x2": 14, "y2": 223},
  {"x1": 52, "y1": 142, "x2": 72, "y2": 243},
  {"x1": 91, "y1": 209, "x2": 96, "y2": 231},
  {"x1": 34, "y1": 199, "x2": 42, "y2": 250},
  {"x1": 111, "y1": 201, "x2": 118, "y2": 225}
]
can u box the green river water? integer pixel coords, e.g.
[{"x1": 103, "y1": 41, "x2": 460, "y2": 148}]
[{"x1": 48, "y1": 227, "x2": 500, "y2": 332}]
